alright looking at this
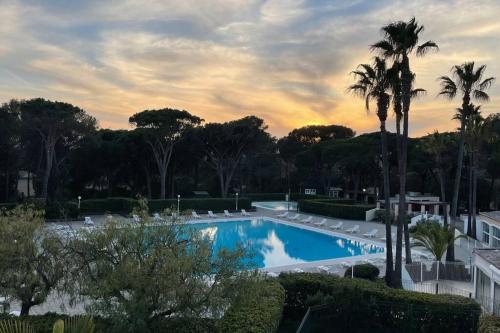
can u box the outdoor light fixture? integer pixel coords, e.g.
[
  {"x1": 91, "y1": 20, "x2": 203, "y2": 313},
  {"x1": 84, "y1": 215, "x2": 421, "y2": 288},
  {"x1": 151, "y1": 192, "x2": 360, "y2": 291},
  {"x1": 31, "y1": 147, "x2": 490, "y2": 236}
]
[
  {"x1": 177, "y1": 195, "x2": 180, "y2": 216},
  {"x1": 235, "y1": 192, "x2": 239, "y2": 211},
  {"x1": 77, "y1": 196, "x2": 82, "y2": 209}
]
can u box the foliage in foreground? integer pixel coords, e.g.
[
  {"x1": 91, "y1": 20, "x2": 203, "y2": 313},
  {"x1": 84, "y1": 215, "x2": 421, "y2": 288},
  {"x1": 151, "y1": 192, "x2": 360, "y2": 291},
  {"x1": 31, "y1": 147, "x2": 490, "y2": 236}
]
[
  {"x1": 410, "y1": 220, "x2": 465, "y2": 261},
  {"x1": 479, "y1": 315, "x2": 500, "y2": 333},
  {"x1": 278, "y1": 273, "x2": 481, "y2": 333},
  {"x1": 0, "y1": 206, "x2": 65, "y2": 315},
  {"x1": 343, "y1": 263, "x2": 380, "y2": 281},
  {"x1": 64, "y1": 198, "x2": 255, "y2": 333}
]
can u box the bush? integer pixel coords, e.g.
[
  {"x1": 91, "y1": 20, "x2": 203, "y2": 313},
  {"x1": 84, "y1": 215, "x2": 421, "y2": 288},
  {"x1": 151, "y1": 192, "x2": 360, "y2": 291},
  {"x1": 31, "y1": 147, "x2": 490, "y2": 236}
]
[
  {"x1": 79, "y1": 197, "x2": 137, "y2": 214},
  {"x1": 0, "y1": 313, "x2": 112, "y2": 333},
  {"x1": 148, "y1": 198, "x2": 251, "y2": 213},
  {"x1": 278, "y1": 273, "x2": 481, "y2": 333},
  {"x1": 44, "y1": 201, "x2": 79, "y2": 220},
  {"x1": 218, "y1": 279, "x2": 285, "y2": 333},
  {"x1": 479, "y1": 315, "x2": 500, "y2": 333},
  {"x1": 343, "y1": 263, "x2": 380, "y2": 280},
  {"x1": 298, "y1": 200, "x2": 374, "y2": 220}
]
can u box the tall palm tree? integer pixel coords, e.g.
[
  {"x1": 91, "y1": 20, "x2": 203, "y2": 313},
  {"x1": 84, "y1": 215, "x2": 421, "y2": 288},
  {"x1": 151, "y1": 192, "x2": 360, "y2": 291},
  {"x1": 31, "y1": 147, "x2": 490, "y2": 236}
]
[
  {"x1": 422, "y1": 131, "x2": 453, "y2": 209},
  {"x1": 348, "y1": 57, "x2": 394, "y2": 286},
  {"x1": 372, "y1": 17, "x2": 438, "y2": 287},
  {"x1": 438, "y1": 62, "x2": 495, "y2": 256}
]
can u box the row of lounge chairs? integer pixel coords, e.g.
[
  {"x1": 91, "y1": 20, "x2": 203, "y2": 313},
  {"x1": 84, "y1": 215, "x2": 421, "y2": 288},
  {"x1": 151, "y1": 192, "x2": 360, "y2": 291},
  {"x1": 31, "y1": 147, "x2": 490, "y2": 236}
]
[{"x1": 275, "y1": 211, "x2": 380, "y2": 238}]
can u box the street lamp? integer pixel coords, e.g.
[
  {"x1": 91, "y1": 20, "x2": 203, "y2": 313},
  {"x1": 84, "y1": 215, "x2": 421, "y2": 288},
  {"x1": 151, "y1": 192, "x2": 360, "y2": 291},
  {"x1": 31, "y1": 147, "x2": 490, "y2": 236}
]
[
  {"x1": 77, "y1": 196, "x2": 82, "y2": 209},
  {"x1": 177, "y1": 195, "x2": 180, "y2": 217},
  {"x1": 235, "y1": 193, "x2": 239, "y2": 211}
]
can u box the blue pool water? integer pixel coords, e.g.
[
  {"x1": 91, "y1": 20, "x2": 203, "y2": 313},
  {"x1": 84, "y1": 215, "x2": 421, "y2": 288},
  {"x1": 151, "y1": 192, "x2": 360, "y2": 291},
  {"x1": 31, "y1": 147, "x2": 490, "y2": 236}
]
[
  {"x1": 252, "y1": 201, "x2": 298, "y2": 211},
  {"x1": 189, "y1": 219, "x2": 383, "y2": 268}
]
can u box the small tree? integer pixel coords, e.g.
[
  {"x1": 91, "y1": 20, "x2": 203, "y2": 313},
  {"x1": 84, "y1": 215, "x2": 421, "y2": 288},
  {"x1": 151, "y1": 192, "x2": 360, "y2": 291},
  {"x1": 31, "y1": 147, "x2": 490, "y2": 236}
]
[
  {"x1": 65, "y1": 199, "x2": 254, "y2": 332},
  {"x1": 410, "y1": 220, "x2": 464, "y2": 262},
  {"x1": 0, "y1": 205, "x2": 65, "y2": 315}
]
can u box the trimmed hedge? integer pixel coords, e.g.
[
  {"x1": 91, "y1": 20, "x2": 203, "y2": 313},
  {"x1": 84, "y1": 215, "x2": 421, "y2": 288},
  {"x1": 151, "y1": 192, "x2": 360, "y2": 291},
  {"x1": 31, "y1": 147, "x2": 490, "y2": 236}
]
[
  {"x1": 344, "y1": 263, "x2": 380, "y2": 281},
  {"x1": 78, "y1": 197, "x2": 252, "y2": 215},
  {"x1": 298, "y1": 200, "x2": 374, "y2": 220},
  {"x1": 479, "y1": 315, "x2": 500, "y2": 333},
  {"x1": 218, "y1": 279, "x2": 285, "y2": 333},
  {"x1": 278, "y1": 273, "x2": 481, "y2": 333}
]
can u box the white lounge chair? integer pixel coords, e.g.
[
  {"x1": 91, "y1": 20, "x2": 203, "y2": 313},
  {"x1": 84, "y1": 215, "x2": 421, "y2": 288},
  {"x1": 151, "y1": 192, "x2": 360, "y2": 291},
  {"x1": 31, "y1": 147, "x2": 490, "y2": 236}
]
[
  {"x1": 153, "y1": 213, "x2": 162, "y2": 221},
  {"x1": 293, "y1": 268, "x2": 304, "y2": 273},
  {"x1": 329, "y1": 221, "x2": 343, "y2": 230},
  {"x1": 317, "y1": 265, "x2": 330, "y2": 273},
  {"x1": 267, "y1": 272, "x2": 279, "y2": 278},
  {"x1": 132, "y1": 214, "x2": 141, "y2": 223},
  {"x1": 276, "y1": 211, "x2": 289, "y2": 218},
  {"x1": 301, "y1": 216, "x2": 313, "y2": 223},
  {"x1": 84, "y1": 216, "x2": 94, "y2": 226},
  {"x1": 241, "y1": 209, "x2": 252, "y2": 216},
  {"x1": 192, "y1": 211, "x2": 202, "y2": 219},
  {"x1": 208, "y1": 211, "x2": 218, "y2": 218},
  {"x1": 341, "y1": 261, "x2": 351, "y2": 268},
  {"x1": 288, "y1": 214, "x2": 300, "y2": 221},
  {"x1": 224, "y1": 210, "x2": 233, "y2": 217},
  {"x1": 314, "y1": 219, "x2": 327, "y2": 227},
  {"x1": 363, "y1": 229, "x2": 378, "y2": 238},
  {"x1": 346, "y1": 225, "x2": 360, "y2": 233}
]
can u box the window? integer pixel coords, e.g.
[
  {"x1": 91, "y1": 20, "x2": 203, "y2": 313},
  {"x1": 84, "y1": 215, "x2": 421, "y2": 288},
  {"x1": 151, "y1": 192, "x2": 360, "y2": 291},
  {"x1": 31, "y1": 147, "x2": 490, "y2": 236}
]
[
  {"x1": 476, "y1": 269, "x2": 491, "y2": 311},
  {"x1": 483, "y1": 222, "x2": 490, "y2": 245},
  {"x1": 492, "y1": 226, "x2": 500, "y2": 248}
]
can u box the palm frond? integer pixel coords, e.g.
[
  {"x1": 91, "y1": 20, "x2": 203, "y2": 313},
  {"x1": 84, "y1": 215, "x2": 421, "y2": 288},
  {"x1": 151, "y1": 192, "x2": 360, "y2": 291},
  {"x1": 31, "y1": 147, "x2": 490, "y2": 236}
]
[
  {"x1": 473, "y1": 89, "x2": 490, "y2": 102},
  {"x1": 417, "y1": 40, "x2": 439, "y2": 56},
  {"x1": 479, "y1": 77, "x2": 496, "y2": 90}
]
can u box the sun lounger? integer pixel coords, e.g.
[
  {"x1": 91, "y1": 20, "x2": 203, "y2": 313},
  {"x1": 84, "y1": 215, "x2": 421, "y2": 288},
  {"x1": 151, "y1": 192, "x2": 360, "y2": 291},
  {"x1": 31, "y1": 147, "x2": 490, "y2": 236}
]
[
  {"x1": 288, "y1": 214, "x2": 300, "y2": 221},
  {"x1": 346, "y1": 225, "x2": 360, "y2": 233},
  {"x1": 192, "y1": 211, "x2": 202, "y2": 219},
  {"x1": 208, "y1": 211, "x2": 218, "y2": 218},
  {"x1": 224, "y1": 210, "x2": 234, "y2": 217},
  {"x1": 267, "y1": 272, "x2": 279, "y2": 278},
  {"x1": 276, "y1": 211, "x2": 289, "y2": 218},
  {"x1": 314, "y1": 219, "x2": 327, "y2": 226},
  {"x1": 329, "y1": 222, "x2": 343, "y2": 230},
  {"x1": 132, "y1": 214, "x2": 141, "y2": 223},
  {"x1": 153, "y1": 213, "x2": 162, "y2": 221},
  {"x1": 241, "y1": 209, "x2": 252, "y2": 216},
  {"x1": 317, "y1": 265, "x2": 330, "y2": 273},
  {"x1": 84, "y1": 216, "x2": 94, "y2": 226},
  {"x1": 293, "y1": 268, "x2": 304, "y2": 273},
  {"x1": 301, "y1": 216, "x2": 313, "y2": 223},
  {"x1": 363, "y1": 229, "x2": 378, "y2": 238},
  {"x1": 341, "y1": 261, "x2": 351, "y2": 268}
]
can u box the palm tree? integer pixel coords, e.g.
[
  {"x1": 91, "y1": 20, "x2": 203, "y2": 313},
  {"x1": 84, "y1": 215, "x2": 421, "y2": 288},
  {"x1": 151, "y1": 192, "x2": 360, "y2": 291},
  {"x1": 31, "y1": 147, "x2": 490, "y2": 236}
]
[
  {"x1": 372, "y1": 17, "x2": 438, "y2": 287},
  {"x1": 348, "y1": 57, "x2": 394, "y2": 286},
  {"x1": 438, "y1": 62, "x2": 495, "y2": 257},
  {"x1": 422, "y1": 131, "x2": 453, "y2": 208},
  {"x1": 410, "y1": 220, "x2": 464, "y2": 262}
]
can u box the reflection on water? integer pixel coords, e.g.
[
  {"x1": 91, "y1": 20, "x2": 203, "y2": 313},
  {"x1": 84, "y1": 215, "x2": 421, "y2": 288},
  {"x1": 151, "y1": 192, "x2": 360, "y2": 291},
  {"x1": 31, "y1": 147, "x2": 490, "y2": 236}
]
[{"x1": 191, "y1": 219, "x2": 384, "y2": 268}]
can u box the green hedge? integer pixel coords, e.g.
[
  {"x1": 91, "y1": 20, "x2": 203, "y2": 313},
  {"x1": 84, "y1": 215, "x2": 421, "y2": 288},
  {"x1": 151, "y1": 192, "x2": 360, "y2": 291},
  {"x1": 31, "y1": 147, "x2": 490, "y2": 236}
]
[
  {"x1": 0, "y1": 201, "x2": 79, "y2": 220},
  {"x1": 149, "y1": 198, "x2": 251, "y2": 213},
  {"x1": 78, "y1": 197, "x2": 252, "y2": 215},
  {"x1": 298, "y1": 200, "x2": 374, "y2": 220},
  {"x1": 344, "y1": 263, "x2": 380, "y2": 281},
  {"x1": 218, "y1": 279, "x2": 285, "y2": 333},
  {"x1": 278, "y1": 273, "x2": 481, "y2": 333},
  {"x1": 479, "y1": 315, "x2": 500, "y2": 333}
]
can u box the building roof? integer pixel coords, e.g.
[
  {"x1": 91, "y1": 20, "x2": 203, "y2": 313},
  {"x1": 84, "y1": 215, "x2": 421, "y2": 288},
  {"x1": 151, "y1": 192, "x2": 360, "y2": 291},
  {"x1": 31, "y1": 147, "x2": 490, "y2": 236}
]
[
  {"x1": 474, "y1": 248, "x2": 500, "y2": 270},
  {"x1": 481, "y1": 211, "x2": 500, "y2": 223}
]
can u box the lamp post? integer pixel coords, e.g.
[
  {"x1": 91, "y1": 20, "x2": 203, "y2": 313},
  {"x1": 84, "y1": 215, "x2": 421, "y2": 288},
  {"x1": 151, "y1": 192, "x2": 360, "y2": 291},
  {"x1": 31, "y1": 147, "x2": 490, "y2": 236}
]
[
  {"x1": 77, "y1": 196, "x2": 81, "y2": 209},
  {"x1": 177, "y1": 195, "x2": 180, "y2": 216},
  {"x1": 235, "y1": 193, "x2": 239, "y2": 211}
]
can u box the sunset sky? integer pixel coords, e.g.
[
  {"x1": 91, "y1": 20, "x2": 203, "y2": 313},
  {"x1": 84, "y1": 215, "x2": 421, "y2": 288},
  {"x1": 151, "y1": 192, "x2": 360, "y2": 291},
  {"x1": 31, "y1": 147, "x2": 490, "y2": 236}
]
[{"x1": 1, "y1": 0, "x2": 499, "y2": 137}]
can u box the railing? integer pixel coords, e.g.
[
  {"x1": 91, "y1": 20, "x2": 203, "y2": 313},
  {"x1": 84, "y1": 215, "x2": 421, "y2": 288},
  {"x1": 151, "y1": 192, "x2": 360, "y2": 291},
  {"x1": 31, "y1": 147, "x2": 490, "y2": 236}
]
[{"x1": 405, "y1": 260, "x2": 472, "y2": 283}]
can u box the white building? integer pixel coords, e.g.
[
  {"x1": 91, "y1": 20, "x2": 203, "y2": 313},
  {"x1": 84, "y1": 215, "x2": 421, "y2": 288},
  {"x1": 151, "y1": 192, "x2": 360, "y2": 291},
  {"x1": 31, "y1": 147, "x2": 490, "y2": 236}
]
[{"x1": 473, "y1": 248, "x2": 500, "y2": 315}]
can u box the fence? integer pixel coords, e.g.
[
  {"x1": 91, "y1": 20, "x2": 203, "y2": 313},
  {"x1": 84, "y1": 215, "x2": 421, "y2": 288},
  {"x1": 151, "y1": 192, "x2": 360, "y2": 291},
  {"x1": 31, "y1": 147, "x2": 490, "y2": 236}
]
[{"x1": 405, "y1": 260, "x2": 472, "y2": 283}]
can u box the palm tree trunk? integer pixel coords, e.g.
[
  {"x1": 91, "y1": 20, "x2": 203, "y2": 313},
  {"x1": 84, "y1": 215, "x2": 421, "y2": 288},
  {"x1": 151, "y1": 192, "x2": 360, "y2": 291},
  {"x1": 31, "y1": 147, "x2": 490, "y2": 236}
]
[
  {"x1": 380, "y1": 121, "x2": 394, "y2": 286},
  {"x1": 467, "y1": 157, "x2": 473, "y2": 237},
  {"x1": 448, "y1": 119, "x2": 465, "y2": 260},
  {"x1": 472, "y1": 151, "x2": 478, "y2": 239}
]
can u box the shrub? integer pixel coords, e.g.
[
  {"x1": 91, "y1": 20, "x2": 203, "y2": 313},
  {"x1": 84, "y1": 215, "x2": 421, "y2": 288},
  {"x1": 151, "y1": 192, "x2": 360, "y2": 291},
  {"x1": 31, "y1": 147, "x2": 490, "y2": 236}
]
[
  {"x1": 298, "y1": 200, "x2": 374, "y2": 220},
  {"x1": 44, "y1": 201, "x2": 79, "y2": 220},
  {"x1": 148, "y1": 198, "x2": 251, "y2": 213},
  {"x1": 278, "y1": 273, "x2": 481, "y2": 333},
  {"x1": 479, "y1": 315, "x2": 500, "y2": 333},
  {"x1": 218, "y1": 279, "x2": 285, "y2": 333},
  {"x1": 343, "y1": 263, "x2": 380, "y2": 280},
  {"x1": 79, "y1": 197, "x2": 137, "y2": 214}
]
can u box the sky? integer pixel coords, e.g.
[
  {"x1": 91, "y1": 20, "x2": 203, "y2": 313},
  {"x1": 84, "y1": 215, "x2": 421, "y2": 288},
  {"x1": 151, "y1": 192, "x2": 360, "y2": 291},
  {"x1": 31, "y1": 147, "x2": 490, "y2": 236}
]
[{"x1": 0, "y1": 0, "x2": 499, "y2": 137}]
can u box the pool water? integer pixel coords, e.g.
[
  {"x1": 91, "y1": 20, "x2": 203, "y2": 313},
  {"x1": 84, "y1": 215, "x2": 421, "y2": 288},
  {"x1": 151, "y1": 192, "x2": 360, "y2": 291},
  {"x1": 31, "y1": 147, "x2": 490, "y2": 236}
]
[
  {"x1": 252, "y1": 201, "x2": 298, "y2": 211},
  {"x1": 189, "y1": 219, "x2": 383, "y2": 269}
]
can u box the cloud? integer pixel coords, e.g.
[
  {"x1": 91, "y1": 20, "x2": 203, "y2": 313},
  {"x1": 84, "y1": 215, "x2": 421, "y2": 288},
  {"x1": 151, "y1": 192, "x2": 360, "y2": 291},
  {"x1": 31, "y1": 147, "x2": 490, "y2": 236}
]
[{"x1": 0, "y1": 0, "x2": 499, "y2": 137}]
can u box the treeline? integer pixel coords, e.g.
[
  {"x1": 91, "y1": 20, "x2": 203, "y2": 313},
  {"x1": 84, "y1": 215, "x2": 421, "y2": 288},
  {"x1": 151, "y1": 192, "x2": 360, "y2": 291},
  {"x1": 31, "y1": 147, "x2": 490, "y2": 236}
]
[{"x1": 0, "y1": 97, "x2": 499, "y2": 210}]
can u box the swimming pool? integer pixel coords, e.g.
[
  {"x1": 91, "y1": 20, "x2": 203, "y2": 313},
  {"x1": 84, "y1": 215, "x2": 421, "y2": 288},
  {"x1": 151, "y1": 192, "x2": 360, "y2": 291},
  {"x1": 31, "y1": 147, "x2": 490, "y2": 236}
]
[
  {"x1": 189, "y1": 218, "x2": 383, "y2": 269},
  {"x1": 252, "y1": 201, "x2": 298, "y2": 211}
]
